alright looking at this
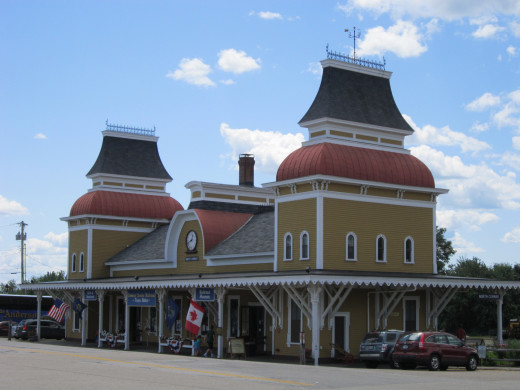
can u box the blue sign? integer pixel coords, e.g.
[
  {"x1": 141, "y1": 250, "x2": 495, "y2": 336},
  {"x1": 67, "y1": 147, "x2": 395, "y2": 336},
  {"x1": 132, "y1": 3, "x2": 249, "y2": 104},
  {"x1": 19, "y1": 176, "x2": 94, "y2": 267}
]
[
  {"x1": 195, "y1": 288, "x2": 215, "y2": 301},
  {"x1": 127, "y1": 289, "x2": 156, "y2": 307},
  {"x1": 0, "y1": 309, "x2": 48, "y2": 322},
  {"x1": 84, "y1": 290, "x2": 97, "y2": 301}
]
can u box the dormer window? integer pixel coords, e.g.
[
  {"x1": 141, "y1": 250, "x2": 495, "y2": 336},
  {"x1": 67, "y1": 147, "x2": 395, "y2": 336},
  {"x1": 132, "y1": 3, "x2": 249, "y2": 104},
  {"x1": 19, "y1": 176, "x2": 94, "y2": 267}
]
[
  {"x1": 376, "y1": 235, "x2": 387, "y2": 262},
  {"x1": 71, "y1": 253, "x2": 77, "y2": 272},
  {"x1": 404, "y1": 237, "x2": 414, "y2": 264},
  {"x1": 300, "y1": 232, "x2": 309, "y2": 260},
  {"x1": 284, "y1": 233, "x2": 293, "y2": 261},
  {"x1": 346, "y1": 233, "x2": 357, "y2": 261}
]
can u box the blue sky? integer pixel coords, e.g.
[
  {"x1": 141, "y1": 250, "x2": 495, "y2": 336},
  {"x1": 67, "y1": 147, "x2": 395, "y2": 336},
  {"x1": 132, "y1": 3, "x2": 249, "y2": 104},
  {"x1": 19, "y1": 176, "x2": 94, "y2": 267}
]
[{"x1": 1, "y1": 1, "x2": 520, "y2": 284}]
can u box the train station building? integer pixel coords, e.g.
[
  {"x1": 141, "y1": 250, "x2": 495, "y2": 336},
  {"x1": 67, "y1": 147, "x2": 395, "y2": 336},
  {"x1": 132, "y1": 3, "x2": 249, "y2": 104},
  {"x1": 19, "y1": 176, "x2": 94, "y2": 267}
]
[{"x1": 23, "y1": 52, "x2": 520, "y2": 365}]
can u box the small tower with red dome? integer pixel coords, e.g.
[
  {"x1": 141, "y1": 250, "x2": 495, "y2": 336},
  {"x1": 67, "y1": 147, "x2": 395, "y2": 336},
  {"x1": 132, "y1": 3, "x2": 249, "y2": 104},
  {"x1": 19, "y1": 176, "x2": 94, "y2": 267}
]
[
  {"x1": 62, "y1": 122, "x2": 183, "y2": 280},
  {"x1": 265, "y1": 51, "x2": 447, "y2": 274}
]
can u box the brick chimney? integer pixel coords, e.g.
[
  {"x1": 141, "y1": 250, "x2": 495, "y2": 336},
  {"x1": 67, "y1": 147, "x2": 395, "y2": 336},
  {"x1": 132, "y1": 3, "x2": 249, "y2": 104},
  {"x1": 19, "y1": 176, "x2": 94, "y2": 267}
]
[{"x1": 238, "y1": 154, "x2": 255, "y2": 187}]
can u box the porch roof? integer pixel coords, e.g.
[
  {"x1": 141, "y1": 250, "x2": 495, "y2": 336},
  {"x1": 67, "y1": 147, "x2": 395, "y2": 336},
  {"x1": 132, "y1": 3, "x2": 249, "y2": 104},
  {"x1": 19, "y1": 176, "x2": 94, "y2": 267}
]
[{"x1": 21, "y1": 270, "x2": 520, "y2": 292}]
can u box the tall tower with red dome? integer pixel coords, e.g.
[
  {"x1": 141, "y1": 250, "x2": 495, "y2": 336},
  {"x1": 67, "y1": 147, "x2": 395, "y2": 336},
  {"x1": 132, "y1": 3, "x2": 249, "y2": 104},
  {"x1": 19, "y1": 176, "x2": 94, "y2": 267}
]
[
  {"x1": 62, "y1": 122, "x2": 183, "y2": 280},
  {"x1": 265, "y1": 53, "x2": 447, "y2": 274}
]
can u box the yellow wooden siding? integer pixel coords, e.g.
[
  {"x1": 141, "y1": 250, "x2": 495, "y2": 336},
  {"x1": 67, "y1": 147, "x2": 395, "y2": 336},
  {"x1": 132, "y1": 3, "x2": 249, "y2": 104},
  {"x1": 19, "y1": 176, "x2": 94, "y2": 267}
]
[
  {"x1": 323, "y1": 198, "x2": 433, "y2": 273},
  {"x1": 103, "y1": 181, "x2": 123, "y2": 186},
  {"x1": 191, "y1": 191, "x2": 201, "y2": 198},
  {"x1": 310, "y1": 130, "x2": 326, "y2": 138},
  {"x1": 356, "y1": 134, "x2": 378, "y2": 142},
  {"x1": 278, "y1": 187, "x2": 292, "y2": 196},
  {"x1": 68, "y1": 230, "x2": 88, "y2": 280},
  {"x1": 296, "y1": 183, "x2": 314, "y2": 193},
  {"x1": 330, "y1": 130, "x2": 354, "y2": 138},
  {"x1": 403, "y1": 192, "x2": 432, "y2": 202},
  {"x1": 125, "y1": 183, "x2": 144, "y2": 188},
  {"x1": 367, "y1": 187, "x2": 396, "y2": 198},
  {"x1": 277, "y1": 198, "x2": 317, "y2": 270},
  {"x1": 91, "y1": 230, "x2": 148, "y2": 278},
  {"x1": 146, "y1": 185, "x2": 164, "y2": 190},
  {"x1": 381, "y1": 138, "x2": 402, "y2": 146},
  {"x1": 327, "y1": 183, "x2": 360, "y2": 194},
  {"x1": 237, "y1": 195, "x2": 268, "y2": 203},
  {"x1": 205, "y1": 193, "x2": 235, "y2": 200}
]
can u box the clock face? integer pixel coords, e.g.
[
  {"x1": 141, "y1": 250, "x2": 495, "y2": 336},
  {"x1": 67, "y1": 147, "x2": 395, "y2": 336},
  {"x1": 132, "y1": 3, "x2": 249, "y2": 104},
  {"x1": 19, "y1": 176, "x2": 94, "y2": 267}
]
[{"x1": 186, "y1": 230, "x2": 197, "y2": 251}]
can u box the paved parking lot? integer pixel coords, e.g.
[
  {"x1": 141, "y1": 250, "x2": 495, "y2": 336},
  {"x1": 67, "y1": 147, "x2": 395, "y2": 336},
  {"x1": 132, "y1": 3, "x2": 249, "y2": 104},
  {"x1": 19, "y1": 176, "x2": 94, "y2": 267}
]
[{"x1": 1, "y1": 338, "x2": 518, "y2": 389}]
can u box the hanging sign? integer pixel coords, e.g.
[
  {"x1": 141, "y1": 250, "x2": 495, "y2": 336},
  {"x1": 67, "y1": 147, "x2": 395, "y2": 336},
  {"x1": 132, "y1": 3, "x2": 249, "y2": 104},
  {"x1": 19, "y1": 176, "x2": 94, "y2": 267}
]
[
  {"x1": 128, "y1": 289, "x2": 156, "y2": 307},
  {"x1": 195, "y1": 288, "x2": 214, "y2": 301},
  {"x1": 478, "y1": 294, "x2": 500, "y2": 299},
  {"x1": 84, "y1": 290, "x2": 97, "y2": 301}
]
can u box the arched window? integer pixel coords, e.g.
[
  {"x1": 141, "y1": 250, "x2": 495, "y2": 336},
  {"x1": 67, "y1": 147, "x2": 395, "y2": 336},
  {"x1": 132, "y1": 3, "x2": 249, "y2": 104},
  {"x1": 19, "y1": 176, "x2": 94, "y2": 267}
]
[
  {"x1": 71, "y1": 253, "x2": 77, "y2": 272},
  {"x1": 376, "y1": 235, "x2": 387, "y2": 262},
  {"x1": 300, "y1": 231, "x2": 309, "y2": 260},
  {"x1": 346, "y1": 232, "x2": 357, "y2": 261},
  {"x1": 284, "y1": 233, "x2": 293, "y2": 261},
  {"x1": 79, "y1": 252, "x2": 85, "y2": 272},
  {"x1": 404, "y1": 237, "x2": 414, "y2": 264}
]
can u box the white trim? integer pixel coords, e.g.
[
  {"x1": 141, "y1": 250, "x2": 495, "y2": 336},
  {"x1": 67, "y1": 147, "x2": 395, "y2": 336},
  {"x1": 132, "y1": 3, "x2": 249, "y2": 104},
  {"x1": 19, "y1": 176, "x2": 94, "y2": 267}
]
[
  {"x1": 206, "y1": 253, "x2": 274, "y2": 266},
  {"x1": 376, "y1": 234, "x2": 387, "y2": 263},
  {"x1": 433, "y1": 206, "x2": 438, "y2": 274},
  {"x1": 345, "y1": 232, "x2": 357, "y2": 261},
  {"x1": 316, "y1": 195, "x2": 323, "y2": 269},
  {"x1": 331, "y1": 312, "x2": 350, "y2": 356},
  {"x1": 79, "y1": 252, "x2": 85, "y2": 273},
  {"x1": 101, "y1": 130, "x2": 159, "y2": 143},
  {"x1": 71, "y1": 253, "x2": 77, "y2": 273},
  {"x1": 264, "y1": 174, "x2": 448, "y2": 196},
  {"x1": 147, "y1": 306, "x2": 157, "y2": 335},
  {"x1": 62, "y1": 214, "x2": 169, "y2": 224},
  {"x1": 404, "y1": 236, "x2": 415, "y2": 264},
  {"x1": 274, "y1": 201, "x2": 278, "y2": 272},
  {"x1": 320, "y1": 58, "x2": 392, "y2": 79},
  {"x1": 284, "y1": 233, "x2": 293, "y2": 261},
  {"x1": 87, "y1": 227, "x2": 93, "y2": 279},
  {"x1": 165, "y1": 210, "x2": 199, "y2": 268},
  {"x1": 300, "y1": 231, "x2": 310, "y2": 261},
  {"x1": 72, "y1": 309, "x2": 81, "y2": 332}
]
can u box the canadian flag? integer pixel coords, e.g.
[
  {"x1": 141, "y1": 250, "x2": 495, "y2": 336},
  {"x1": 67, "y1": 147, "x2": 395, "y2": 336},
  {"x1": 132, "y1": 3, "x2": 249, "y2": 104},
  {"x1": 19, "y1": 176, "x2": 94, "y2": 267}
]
[{"x1": 185, "y1": 299, "x2": 205, "y2": 335}]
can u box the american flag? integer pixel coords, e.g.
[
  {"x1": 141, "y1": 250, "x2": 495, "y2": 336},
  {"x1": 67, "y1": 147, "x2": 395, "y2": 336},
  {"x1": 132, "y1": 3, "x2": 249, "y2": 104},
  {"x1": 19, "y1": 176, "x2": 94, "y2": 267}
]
[{"x1": 48, "y1": 299, "x2": 70, "y2": 323}]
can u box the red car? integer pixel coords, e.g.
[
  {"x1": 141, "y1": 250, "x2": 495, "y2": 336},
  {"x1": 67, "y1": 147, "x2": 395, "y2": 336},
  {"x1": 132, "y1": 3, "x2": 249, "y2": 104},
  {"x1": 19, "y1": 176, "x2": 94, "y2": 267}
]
[{"x1": 393, "y1": 331, "x2": 479, "y2": 371}]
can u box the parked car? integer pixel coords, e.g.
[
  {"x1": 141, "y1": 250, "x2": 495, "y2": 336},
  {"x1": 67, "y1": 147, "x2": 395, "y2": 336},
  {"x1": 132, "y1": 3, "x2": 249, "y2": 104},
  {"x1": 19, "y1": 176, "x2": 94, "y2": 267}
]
[
  {"x1": 0, "y1": 320, "x2": 16, "y2": 337},
  {"x1": 14, "y1": 319, "x2": 65, "y2": 340},
  {"x1": 359, "y1": 330, "x2": 404, "y2": 368},
  {"x1": 393, "y1": 331, "x2": 479, "y2": 371}
]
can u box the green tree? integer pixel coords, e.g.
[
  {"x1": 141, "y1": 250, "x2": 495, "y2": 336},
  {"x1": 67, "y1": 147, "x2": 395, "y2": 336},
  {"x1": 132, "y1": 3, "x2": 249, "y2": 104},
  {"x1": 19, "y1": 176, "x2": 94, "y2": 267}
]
[
  {"x1": 0, "y1": 279, "x2": 20, "y2": 294},
  {"x1": 436, "y1": 227, "x2": 456, "y2": 274},
  {"x1": 29, "y1": 270, "x2": 65, "y2": 283}
]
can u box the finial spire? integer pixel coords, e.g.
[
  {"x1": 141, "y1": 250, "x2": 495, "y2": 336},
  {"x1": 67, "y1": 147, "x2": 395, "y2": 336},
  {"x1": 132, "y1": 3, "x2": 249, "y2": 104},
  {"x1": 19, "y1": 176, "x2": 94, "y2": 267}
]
[{"x1": 345, "y1": 26, "x2": 361, "y2": 60}]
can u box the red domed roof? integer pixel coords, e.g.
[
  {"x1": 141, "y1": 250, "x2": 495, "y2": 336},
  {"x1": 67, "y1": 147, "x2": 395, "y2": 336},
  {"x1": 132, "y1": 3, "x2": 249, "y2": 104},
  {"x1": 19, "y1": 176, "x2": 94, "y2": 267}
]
[
  {"x1": 277, "y1": 143, "x2": 435, "y2": 188},
  {"x1": 70, "y1": 191, "x2": 184, "y2": 219}
]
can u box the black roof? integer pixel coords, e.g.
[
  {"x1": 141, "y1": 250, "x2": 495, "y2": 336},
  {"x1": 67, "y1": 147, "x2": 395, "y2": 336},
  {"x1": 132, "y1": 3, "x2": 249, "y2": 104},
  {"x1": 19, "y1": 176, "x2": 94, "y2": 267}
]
[
  {"x1": 87, "y1": 135, "x2": 172, "y2": 180},
  {"x1": 299, "y1": 64, "x2": 413, "y2": 132}
]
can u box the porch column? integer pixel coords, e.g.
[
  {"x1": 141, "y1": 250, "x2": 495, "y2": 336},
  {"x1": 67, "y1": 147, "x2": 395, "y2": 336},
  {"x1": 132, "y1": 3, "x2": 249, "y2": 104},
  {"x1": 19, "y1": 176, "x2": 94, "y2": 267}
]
[
  {"x1": 216, "y1": 287, "x2": 226, "y2": 359},
  {"x1": 308, "y1": 284, "x2": 322, "y2": 366},
  {"x1": 497, "y1": 291, "x2": 504, "y2": 345},
  {"x1": 36, "y1": 291, "x2": 42, "y2": 341},
  {"x1": 81, "y1": 294, "x2": 88, "y2": 347},
  {"x1": 123, "y1": 291, "x2": 130, "y2": 351},
  {"x1": 157, "y1": 289, "x2": 166, "y2": 353},
  {"x1": 96, "y1": 290, "x2": 105, "y2": 348}
]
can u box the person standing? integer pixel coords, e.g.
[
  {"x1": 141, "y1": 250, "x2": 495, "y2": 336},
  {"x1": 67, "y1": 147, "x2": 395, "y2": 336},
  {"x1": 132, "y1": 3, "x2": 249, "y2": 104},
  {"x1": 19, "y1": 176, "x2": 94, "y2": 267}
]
[{"x1": 204, "y1": 325, "x2": 215, "y2": 357}]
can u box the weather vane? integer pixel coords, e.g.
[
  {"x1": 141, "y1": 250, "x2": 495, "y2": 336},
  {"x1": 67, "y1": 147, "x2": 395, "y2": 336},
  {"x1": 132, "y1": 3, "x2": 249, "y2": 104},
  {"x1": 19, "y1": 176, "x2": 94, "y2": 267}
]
[{"x1": 345, "y1": 27, "x2": 361, "y2": 61}]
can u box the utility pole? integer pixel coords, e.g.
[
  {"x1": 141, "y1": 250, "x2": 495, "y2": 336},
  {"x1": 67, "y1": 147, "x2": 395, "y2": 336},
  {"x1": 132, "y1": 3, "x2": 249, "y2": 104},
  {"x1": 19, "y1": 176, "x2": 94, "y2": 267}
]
[{"x1": 16, "y1": 221, "x2": 28, "y2": 284}]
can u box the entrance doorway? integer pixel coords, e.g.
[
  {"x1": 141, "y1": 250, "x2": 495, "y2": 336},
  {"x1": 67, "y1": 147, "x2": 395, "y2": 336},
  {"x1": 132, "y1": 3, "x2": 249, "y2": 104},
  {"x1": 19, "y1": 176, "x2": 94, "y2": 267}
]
[
  {"x1": 130, "y1": 307, "x2": 142, "y2": 343},
  {"x1": 241, "y1": 305, "x2": 265, "y2": 356},
  {"x1": 403, "y1": 297, "x2": 419, "y2": 331},
  {"x1": 332, "y1": 313, "x2": 350, "y2": 358}
]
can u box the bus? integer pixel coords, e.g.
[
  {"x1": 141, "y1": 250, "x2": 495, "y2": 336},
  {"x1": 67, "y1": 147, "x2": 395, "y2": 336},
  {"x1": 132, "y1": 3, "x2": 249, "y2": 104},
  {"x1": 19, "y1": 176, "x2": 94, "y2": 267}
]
[{"x1": 0, "y1": 294, "x2": 54, "y2": 324}]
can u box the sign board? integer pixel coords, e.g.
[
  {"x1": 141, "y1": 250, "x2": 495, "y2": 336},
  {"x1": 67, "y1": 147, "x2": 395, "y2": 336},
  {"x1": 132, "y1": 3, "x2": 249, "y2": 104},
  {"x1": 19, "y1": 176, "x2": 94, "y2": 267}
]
[
  {"x1": 195, "y1": 288, "x2": 215, "y2": 301},
  {"x1": 228, "y1": 337, "x2": 246, "y2": 358},
  {"x1": 477, "y1": 345, "x2": 487, "y2": 359},
  {"x1": 84, "y1": 290, "x2": 97, "y2": 301},
  {"x1": 127, "y1": 289, "x2": 156, "y2": 307},
  {"x1": 478, "y1": 294, "x2": 500, "y2": 299}
]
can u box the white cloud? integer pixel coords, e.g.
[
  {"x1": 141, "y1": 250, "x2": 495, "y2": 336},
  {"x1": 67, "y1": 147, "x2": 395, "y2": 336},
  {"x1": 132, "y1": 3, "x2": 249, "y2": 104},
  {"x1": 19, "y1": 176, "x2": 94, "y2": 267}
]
[
  {"x1": 465, "y1": 92, "x2": 501, "y2": 111},
  {"x1": 217, "y1": 49, "x2": 261, "y2": 74},
  {"x1": 34, "y1": 133, "x2": 47, "y2": 140},
  {"x1": 220, "y1": 79, "x2": 235, "y2": 85},
  {"x1": 437, "y1": 209, "x2": 499, "y2": 231},
  {"x1": 411, "y1": 145, "x2": 520, "y2": 210},
  {"x1": 499, "y1": 151, "x2": 520, "y2": 171},
  {"x1": 507, "y1": 46, "x2": 517, "y2": 57},
  {"x1": 44, "y1": 231, "x2": 68, "y2": 246},
  {"x1": 405, "y1": 115, "x2": 491, "y2": 154},
  {"x1": 0, "y1": 194, "x2": 29, "y2": 216},
  {"x1": 220, "y1": 123, "x2": 304, "y2": 174},
  {"x1": 307, "y1": 62, "x2": 322, "y2": 76},
  {"x1": 469, "y1": 121, "x2": 489, "y2": 133},
  {"x1": 166, "y1": 58, "x2": 215, "y2": 87},
  {"x1": 510, "y1": 21, "x2": 520, "y2": 37},
  {"x1": 357, "y1": 20, "x2": 427, "y2": 58},
  {"x1": 502, "y1": 226, "x2": 520, "y2": 243},
  {"x1": 513, "y1": 136, "x2": 520, "y2": 150},
  {"x1": 472, "y1": 23, "x2": 506, "y2": 39},
  {"x1": 451, "y1": 232, "x2": 485, "y2": 254},
  {"x1": 257, "y1": 11, "x2": 283, "y2": 20},
  {"x1": 340, "y1": 1, "x2": 520, "y2": 21}
]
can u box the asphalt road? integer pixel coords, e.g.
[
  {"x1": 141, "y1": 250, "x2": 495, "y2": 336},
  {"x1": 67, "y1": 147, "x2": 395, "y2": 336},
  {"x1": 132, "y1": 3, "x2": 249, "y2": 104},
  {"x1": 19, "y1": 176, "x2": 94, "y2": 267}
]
[{"x1": 0, "y1": 339, "x2": 518, "y2": 390}]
